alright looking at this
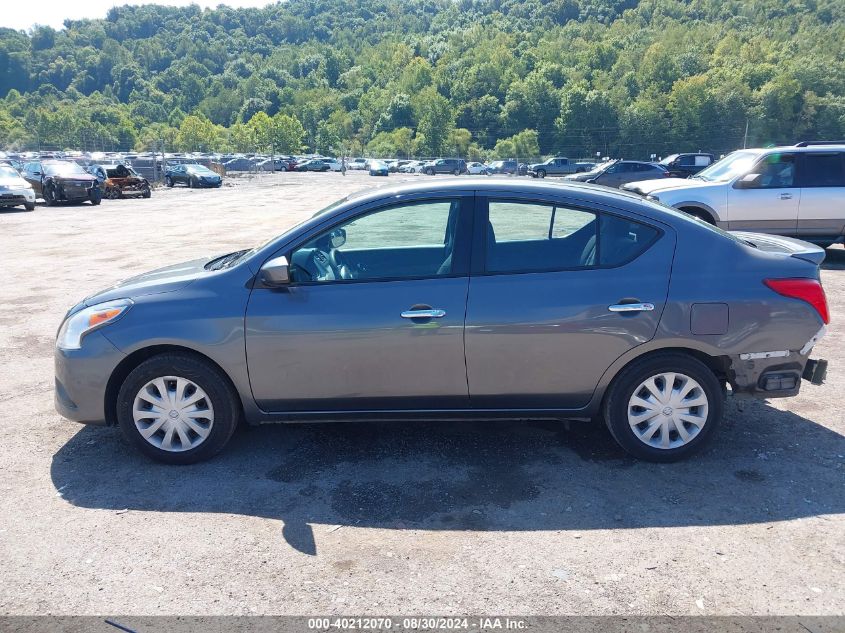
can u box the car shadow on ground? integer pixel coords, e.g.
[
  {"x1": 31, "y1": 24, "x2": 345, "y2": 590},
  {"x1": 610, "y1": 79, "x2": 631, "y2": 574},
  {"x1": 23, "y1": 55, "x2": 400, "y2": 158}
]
[{"x1": 51, "y1": 399, "x2": 844, "y2": 555}]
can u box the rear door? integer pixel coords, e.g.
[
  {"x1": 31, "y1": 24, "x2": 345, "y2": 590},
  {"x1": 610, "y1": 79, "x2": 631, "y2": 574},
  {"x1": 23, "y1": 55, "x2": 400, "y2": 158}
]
[
  {"x1": 726, "y1": 151, "x2": 800, "y2": 234},
  {"x1": 465, "y1": 194, "x2": 675, "y2": 409},
  {"x1": 796, "y1": 151, "x2": 845, "y2": 241}
]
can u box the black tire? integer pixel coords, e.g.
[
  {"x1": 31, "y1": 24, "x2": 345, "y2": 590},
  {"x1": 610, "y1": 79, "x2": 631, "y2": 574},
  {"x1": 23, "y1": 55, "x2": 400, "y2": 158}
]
[
  {"x1": 24, "y1": 201, "x2": 35, "y2": 211},
  {"x1": 116, "y1": 353, "x2": 241, "y2": 465},
  {"x1": 453, "y1": 168, "x2": 460, "y2": 176},
  {"x1": 602, "y1": 352, "x2": 723, "y2": 462},
  {"x1": 142, "y1": 187, "x2": 151, "y2": 199},
  {"x1": 89, "y1": 189, "x2": 102, "y2": 206},
  {"x1": 165, "y1": 176, "x2": 173, "y2": 188},
  {"x1": 679, "y1": 207, "x2": 716, "y2": 225},
  {"x1": 188, "y1": 177, "x2": 194, "y2": 188},
  {"x1": 279, "y1": 165, "x2": 287, "y2": 172},
  {"x1": 425, "y1": 168, "x2": 434, "y2": 175},
  {"x1": 43, "y1": 185, "x2": 56, "y2": 206},
  {"x1": 537, "y1": 169, "x2": 546, "y2": 178}
]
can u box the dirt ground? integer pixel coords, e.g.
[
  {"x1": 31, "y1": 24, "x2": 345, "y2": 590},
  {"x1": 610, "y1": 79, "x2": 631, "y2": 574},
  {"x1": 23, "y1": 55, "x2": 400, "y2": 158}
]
[{"x1": 0, "y1": 171, "x2": 842, "y2": 616}]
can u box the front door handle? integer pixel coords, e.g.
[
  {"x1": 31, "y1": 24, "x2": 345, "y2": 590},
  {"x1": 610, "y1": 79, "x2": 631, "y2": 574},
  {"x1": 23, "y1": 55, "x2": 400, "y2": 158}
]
[
  {"x1": 608, "y1": 302, "x2": 654, "y2": 313},
  {"x1": 779, "y1": 193, "x2": 793, "y2": 200},
  {"x1": 401, "y1": 308, "x2": 446, "y2": 319}
]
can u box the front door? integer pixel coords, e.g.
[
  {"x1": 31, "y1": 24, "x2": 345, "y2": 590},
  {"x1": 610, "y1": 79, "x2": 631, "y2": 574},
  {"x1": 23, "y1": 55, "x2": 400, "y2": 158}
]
[
  {"x1": 727, "y1": 152, "x2": 800, "y2": 235},
  {"x1": 465, "y1": 196, "x2": 675, "y2": 409},
  {"x1": 245, "y1": 196, "x2": 473, "y2": 412}
]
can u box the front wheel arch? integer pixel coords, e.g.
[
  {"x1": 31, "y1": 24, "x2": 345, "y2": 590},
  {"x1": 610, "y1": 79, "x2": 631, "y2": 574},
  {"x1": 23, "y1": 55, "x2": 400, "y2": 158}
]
[
  {"x1": 677, "y1": 205, "x2": 717, "y2": 225},
  {"x1": 105, "y1": 344, "x2": 244, "y2": 427}
]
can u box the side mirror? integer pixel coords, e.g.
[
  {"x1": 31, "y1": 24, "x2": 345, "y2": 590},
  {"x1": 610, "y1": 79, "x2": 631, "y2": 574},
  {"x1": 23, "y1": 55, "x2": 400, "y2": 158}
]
[
  {"x1": 260, "y1": 255, "x2": 290, "y2": 286},
  {"x1": 586, "y1": 178, "x2": 597, "y2": 184},
  {"x1": 735, "y1": 173, "x2": 761, "y2": 189}
]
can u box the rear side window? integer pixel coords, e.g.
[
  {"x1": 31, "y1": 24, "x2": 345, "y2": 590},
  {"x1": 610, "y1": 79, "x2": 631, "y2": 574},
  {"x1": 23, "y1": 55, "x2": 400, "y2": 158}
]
[
  {"x1": 485, "y1": 200, "x2": 659, "y2": 273},
  {"x1": 800, "y1": 153, "x2": 845, "y2": 187},
  {"x1": 598, "y1": 215, "x2": 660, "y2": 266}
]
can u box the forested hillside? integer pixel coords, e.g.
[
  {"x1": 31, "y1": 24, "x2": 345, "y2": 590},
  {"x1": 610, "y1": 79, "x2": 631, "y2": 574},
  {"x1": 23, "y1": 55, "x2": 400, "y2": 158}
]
[{"x1": 1, "y1": 0, "x2": 844, "y2": 158}]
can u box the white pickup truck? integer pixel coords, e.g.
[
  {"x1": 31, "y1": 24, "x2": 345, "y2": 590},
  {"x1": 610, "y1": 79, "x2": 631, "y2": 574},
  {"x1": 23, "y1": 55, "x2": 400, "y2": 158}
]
[{"x1": 623, "y1": 142, "x2": 845, "y2": 246}]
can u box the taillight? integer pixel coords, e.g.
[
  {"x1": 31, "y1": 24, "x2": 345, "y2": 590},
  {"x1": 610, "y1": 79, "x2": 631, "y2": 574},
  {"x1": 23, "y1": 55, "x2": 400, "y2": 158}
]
[{"x1": 764, "y1": 278, "x2": 830, "y2": 324}]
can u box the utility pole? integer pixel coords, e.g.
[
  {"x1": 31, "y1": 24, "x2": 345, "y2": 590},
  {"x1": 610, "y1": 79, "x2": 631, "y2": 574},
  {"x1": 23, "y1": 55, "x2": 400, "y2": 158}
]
[{"x1": 743, "y1": 119, "x2": 749, "y2": 149}]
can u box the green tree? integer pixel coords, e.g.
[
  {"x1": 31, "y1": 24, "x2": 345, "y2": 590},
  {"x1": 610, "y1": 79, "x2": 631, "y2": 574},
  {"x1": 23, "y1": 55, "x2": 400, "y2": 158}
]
[{"x1": 176, "y1": 114, "x2": 219, "y2": 152}]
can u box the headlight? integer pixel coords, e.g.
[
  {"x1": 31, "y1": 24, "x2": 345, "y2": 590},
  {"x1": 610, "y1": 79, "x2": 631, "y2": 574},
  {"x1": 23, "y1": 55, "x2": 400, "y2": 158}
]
[{"x1": 56, "y1": 299, "x2": 133, "y2": 350}]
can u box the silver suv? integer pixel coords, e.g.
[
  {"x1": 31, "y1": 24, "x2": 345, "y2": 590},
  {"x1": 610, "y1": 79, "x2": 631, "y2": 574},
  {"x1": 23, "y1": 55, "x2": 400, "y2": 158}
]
[{"x1": 623, "y1": 142, "x2": 845, "y2": 246}]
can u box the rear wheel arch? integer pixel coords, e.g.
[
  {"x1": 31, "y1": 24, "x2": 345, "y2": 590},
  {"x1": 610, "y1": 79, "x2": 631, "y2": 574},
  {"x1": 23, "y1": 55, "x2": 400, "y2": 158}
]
[
  {"x1": 597, "y1": 346, "x2": 729, "y2": 413},
  {"x1": 105, "y1": 344, "x2": 243, "y2": 426}
]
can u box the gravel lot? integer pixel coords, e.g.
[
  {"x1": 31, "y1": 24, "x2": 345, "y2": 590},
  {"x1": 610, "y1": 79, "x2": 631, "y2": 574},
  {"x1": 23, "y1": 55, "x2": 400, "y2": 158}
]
[{"x1": 0, "y1": 171, "x2": 843, "y2": 616}]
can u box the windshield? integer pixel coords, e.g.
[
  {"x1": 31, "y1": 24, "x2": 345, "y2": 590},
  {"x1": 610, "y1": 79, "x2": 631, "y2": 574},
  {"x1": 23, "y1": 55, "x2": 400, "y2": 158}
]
[
  {"x1": 0, "y1": 165, "x2": 20, "y2": 179},
  {"x1": 43, "y1": 162, "x2": 88, "y2": 177},
  {"x1": 659, "y1": 154, "x2": 679, "y2": 165},
  {"x1": 586, "y1": 160, "x2": 617, "y2": 174},
  {"x1": 692, "y1": 150, "x2": 758, "y2": 182}
]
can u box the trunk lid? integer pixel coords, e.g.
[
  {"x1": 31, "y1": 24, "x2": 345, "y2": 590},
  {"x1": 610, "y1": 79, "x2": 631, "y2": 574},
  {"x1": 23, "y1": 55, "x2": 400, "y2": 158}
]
[{"x1": 730, "y1": 231, "x2": 826, "y2": 266}]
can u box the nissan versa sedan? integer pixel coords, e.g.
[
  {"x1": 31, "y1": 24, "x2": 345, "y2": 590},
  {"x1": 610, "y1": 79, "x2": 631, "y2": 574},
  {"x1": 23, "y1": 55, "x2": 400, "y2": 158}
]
[{"x1": 55, "y1": 180, "x2": 829, "y2": 464}]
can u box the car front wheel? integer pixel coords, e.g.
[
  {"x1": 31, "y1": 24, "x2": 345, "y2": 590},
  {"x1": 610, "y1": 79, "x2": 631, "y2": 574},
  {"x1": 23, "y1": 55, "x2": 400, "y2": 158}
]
[
  {"x1": 43, "y1": 185, "x2": 57, "y2": 206},
  {"x1": 603, "y1": 353, "x2": 723, "y2": 462},
  {"x1": 537, "y1": 169, "x2": 546, "y2": 178},
  {"x1": 116, "y1": 353, "x2": 240, "y2": 464}
]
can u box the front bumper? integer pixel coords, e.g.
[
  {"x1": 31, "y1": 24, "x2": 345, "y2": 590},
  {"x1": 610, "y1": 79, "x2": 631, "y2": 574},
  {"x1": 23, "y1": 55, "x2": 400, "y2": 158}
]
[
  {"x1": 0, "y1": 187, "x2": 35, "y2": 205},
  {"x1": 54, "y1": 331, "x2": 126, "y2": 425}
]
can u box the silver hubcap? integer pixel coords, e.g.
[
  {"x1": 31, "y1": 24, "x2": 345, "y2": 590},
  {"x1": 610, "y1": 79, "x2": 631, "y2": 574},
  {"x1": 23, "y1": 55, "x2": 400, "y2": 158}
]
[
  {"x1": 627, "y1": 372, "x2": 708, "y2": 450},
  {"x1": 133, "y1": 376, "x2": 214, "y2": 452}
]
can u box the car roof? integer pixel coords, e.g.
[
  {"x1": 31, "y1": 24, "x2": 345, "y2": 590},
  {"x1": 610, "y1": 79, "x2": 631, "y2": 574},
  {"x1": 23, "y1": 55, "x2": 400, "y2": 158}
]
[
  {"x1": 749, "y1": 144, "x2": 845, "y2": 153},
  {"x1": 345, "y1": 177, "x2": 652, "y2": 208}
]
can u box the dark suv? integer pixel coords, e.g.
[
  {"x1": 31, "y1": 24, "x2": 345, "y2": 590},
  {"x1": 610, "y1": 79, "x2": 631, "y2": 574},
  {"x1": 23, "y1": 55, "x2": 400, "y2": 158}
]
[
  {"x1": 659, "y1": 153, "x2": 713, "y2": 178},
  {"x1": 22, "y1": 160, "x2": 101, "y2": 206},
  {"x1": 423, "y1": 158, "x2": 467, "y2": 175}
]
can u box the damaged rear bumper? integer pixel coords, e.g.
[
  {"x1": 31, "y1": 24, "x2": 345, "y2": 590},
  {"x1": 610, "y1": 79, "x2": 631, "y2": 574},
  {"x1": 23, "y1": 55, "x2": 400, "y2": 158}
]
[{"x1": 729, "y1": 327, "x2": 827, "y2": 398}]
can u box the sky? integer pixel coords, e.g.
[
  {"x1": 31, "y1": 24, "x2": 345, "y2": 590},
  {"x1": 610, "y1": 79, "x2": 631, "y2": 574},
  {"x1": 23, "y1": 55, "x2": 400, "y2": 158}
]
[{"x1": 2, "y1": 0, "x2": 278, "y2": 31}]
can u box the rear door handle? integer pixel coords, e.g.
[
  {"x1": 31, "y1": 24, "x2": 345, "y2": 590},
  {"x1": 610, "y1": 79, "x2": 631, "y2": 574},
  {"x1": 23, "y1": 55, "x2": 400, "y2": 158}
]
[
  {"x1": 608, "y1": 302, "x2": 654, "y2": 313},
  {"x1": 401, "y1": 309, "x2": 446, "y2": 319},
  {"x1": 779, "y1": 193, "x2": 793, "y2": 200}
]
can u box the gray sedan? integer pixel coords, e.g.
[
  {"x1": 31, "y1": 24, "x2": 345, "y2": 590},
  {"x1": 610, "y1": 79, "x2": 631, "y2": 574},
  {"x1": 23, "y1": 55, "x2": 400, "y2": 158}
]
[{"x1": 55, "y1": 179, "x2": 829, "y2": 464}]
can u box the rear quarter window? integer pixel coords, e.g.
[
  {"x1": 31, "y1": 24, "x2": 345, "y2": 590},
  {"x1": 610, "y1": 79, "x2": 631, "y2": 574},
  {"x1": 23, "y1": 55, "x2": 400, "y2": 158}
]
[{"x1": 598, "y1": 215, "x2": 660, "y2": 266}]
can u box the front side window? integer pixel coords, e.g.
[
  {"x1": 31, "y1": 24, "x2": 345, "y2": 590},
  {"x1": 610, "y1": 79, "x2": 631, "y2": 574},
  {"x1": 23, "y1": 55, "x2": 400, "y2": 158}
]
[
  {"x1": 290, "y1": 199, "x2": 462, "y2": 283},
  {"x1": 485, "y1": 200, "x2": 658, "y2": 273},
  {"x1": 751, "y1": 153, "x2": 797, "y2": 188}
]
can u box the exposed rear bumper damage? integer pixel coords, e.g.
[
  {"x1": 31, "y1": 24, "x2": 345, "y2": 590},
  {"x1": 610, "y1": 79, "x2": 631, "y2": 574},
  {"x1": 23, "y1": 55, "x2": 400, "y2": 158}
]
[{"x1": 729, "y1": 327, "x2": 828, "y2": 398}]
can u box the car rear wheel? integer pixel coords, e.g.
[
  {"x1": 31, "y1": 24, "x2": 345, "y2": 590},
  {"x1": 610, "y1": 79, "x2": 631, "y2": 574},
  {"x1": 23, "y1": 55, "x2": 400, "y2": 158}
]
[
  {"x1": 117, "y1": 353, "x2": 240, "y2": 465},
  {"x1": 453, "y1": 168, "x2": 460, "y2": 176},
  {"x1": 603, "y1": 353, "x2": 723, "y2": 462}
]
